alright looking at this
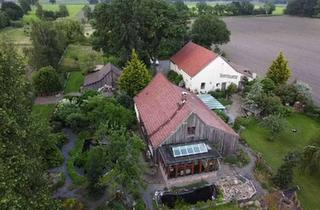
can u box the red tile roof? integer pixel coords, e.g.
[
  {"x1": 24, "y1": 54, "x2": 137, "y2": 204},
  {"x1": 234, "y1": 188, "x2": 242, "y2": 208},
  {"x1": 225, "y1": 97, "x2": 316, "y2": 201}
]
[
  {"x1": 170, "y1": 41, "x2": 218, "y2": 77},
  {"x1": 134, "y1": 73, "x2": 238, "y2": 148}
]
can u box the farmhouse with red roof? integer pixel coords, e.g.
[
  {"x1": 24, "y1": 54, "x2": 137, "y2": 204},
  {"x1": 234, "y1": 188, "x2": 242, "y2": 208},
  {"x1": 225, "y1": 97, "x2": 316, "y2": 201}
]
[
  {"x1": 170, "y1": 41, "x2": 254, "y2": 93},
  {"x1": 134, "y1": 73, "x2": 239, "y2": 184}
]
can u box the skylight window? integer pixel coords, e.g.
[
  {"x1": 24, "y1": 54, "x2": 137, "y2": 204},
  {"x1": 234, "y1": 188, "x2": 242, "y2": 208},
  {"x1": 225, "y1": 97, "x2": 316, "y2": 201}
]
[{"x1": 172, "y1": 143, "x2": 208, "y2": 157}]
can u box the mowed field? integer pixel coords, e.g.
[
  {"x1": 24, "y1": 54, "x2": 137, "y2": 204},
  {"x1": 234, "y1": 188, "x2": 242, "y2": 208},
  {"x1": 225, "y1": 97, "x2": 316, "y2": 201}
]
[{"x1": 222, "y1": 16, "x2": 320, "y2": 103}]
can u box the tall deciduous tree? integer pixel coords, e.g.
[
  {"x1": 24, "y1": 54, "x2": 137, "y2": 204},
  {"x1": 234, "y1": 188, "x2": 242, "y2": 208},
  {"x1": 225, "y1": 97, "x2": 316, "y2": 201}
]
[
  {"x1": 1, "y1": 2, "x2": 24, "y2": 20},
  {"x1": 29, "y1": 21, "x2": 66, "y2": 69},
  {"x1": 99, "y1": 129, "x2": 145, "y2": 197},
  {"x1": 0, "y1": 40, "x2": 59, "y2": 209},
  {"x1": 266, "y1": 52, "x2": 291, "y2": 85},
  {"x1": 191, "y1": 14, "x2": 230, "y2": 49},
  {"x1": 18, "y1": 0, "x2": 31, "y2": 14},
  {"x1": 118, "y1": 50, "x2": 152, "y2": 97},
  {"x1": 92, "y1": 0, "x2": 188, "y2": 64},
  {"x1": 32, "y1": 66, "x2": 62, "y2": 95}
]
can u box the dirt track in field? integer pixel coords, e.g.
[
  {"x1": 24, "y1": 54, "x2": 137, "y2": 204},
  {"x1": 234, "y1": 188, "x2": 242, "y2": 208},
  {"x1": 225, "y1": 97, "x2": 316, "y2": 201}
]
[{"x1": 222, "y1": 16, "x2": 320, "y2": 103}]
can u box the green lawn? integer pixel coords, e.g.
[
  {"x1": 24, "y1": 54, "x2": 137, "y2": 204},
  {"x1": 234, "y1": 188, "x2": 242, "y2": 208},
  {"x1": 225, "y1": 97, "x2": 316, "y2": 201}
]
[
  {"x1": 272, "y1": 5, "x2": 286, "y2": 16},
  {"x1": 32, "y1": 104, "x2": 55, "y2": 123},
  {"x1": 60, "y1": 44, "x2": 104, "y2": 72},
  {"x1": 241, "y1": 113, "x2": 320, "y2": 210},
  {"x1": 65, "y1": 71, "x2": 84, "y2": 93}
]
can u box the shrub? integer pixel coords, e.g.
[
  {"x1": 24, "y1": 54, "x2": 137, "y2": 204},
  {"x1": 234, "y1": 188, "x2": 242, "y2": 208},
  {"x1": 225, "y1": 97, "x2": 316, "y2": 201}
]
[
  {"x1": 208, "y1": 89, "x2": 226, "y2": 99},
  {"x1": 261, "y1": 114, "x2": 288, "y2": 141},
  {"x1": 53, "y1": 132, "x2": 68, "y2": 148},
  {"x1": 56, "y1": 4, "x2": 69, "y2": 18},
  {"x1": 226, "y1": 83, "x2": 237, "y2": 97},
  {"x1": 66, "y1": 113, "x2": 89, "y2": 132},
  {"x1": 0, "y1": 11, "x2": 10, "y2": 28},
  {"x1": 52, "y1": 99, "x2": 80, "y2": 124},
  {"x1": 62, "y1": 198, "x2": 85, "y2": 210},
  {"x1": 32, "y1": 66, "x2": 62, "y2": 95},
  {"x1": 224, "y1": 149, "x2": 250, "y2": 167},
  {"x1": 213, "y1": 110, "x2": 229, "y2": 123},
  {"x1": 167, "y1": 70, "x2": 183, "y2": 85},
  {"x1": 116, "y1": 92, "x2": 134, "y2": 109},
  {"x1": 233, "y1": 116, "x2": 252, "y2": 130}
]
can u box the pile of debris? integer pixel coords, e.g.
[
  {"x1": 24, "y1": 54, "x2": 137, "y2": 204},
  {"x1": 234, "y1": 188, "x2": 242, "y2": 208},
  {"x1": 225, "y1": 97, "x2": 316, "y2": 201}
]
[{"x1": 217, "y1": 175, "x2": 256, "y2": 202}]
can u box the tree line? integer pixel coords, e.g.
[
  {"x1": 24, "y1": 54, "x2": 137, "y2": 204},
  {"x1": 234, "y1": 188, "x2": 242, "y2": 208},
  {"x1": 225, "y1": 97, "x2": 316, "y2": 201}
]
[{"x1": 286, "y1": 0, "x2": 320, "y2": 17}]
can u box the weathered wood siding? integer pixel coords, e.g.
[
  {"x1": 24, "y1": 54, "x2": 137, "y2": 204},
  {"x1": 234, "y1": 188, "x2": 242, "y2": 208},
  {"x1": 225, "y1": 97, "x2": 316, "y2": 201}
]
[
  {"x1": 161, "y1": 113, "x2": 238, "y2": 155},
  {"x1": 83, "y1": 70, "x2": 120, "y2": 91}
]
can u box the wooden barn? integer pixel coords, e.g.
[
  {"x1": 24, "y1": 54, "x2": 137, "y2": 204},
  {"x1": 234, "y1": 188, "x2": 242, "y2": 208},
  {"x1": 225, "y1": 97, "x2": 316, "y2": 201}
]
[
  {"x1": 134, "y1": 73, "x2": 239, "y2": 184},
  {"x1": 82, "y1": 63, "x2": 121, "y2": 92}
]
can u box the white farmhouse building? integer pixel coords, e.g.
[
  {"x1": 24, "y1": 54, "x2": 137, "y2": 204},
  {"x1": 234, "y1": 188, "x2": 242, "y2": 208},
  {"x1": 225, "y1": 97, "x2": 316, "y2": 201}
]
[{"x1": 170, "y1": 41, "x2": 255, "y2": 93}]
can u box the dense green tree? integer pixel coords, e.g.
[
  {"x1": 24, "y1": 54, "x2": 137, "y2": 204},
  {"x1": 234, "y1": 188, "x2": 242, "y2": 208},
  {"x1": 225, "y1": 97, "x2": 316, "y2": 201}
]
[
  {"x1": 261, "y1": 114, "x2": 288, "y2": 140},
  {"x1": 266, "y1": 52, "x2": 291, "y2": 85},
  {"x1": 32, "y1": 66, "x2": 62, "y2": 95},
  {"x1": 300, "y1": 137, "x2": 320, "y2": 175},
  {"x1": 226, "y1": 83, "x2": 237, "y2": 98},
  {"x1": 57, "y1": 4, "x2": 69, "y2": 17},
  {"x1": 85, "y1": 146, "x2": 109, "y2": 194},
  {"x1": 191, "y1": 14, "x2": 230, "y2": 49},
  {"x1": 99, "y1": 129, "x2": 145, "y2": 197},
  {"x1": 272, "y1": 152, "x2": 299, "y2": 189},
  {"x1": 82, "y1": 4, "x2": 92, "y2": 20},
  {"x1": 119, "y1": 50, "x2": 152, "y2": 97},
  {"x1": 18, "y1": 0, "x2": 31, "y2": 14},
  {"x1": 1, "y1": 2, "x2": 24, "y2": 20},
  {"x1": 196, "y1": 2, "x2": 215, "y2": 15},
  {"x1": 55, "y1": 19, "x2": 84, "y2": 44},
  {"x1": 29, "y1": 21, "x2": 66, "y2": 69},
  {"x1": 92, "y1": 0, "x2": 188, "y2": 64},
  {"x1": 286, "y1": 0, "x2": 318, "y2": 17},
  {"x1": 261, "y1": 77, "x2": 276, "y2": 94},
  {"x1": 49, "y1": 0, "x2": 56, "y2": 4},
  {"x1": 226, "y1": 1, "x2": 254, "y2": 16},
  {"x1": 0, "y1": 11, "x2": 10, "y2": 28},
  {"x1": 35, "y1": 3, "x2": 43, "y2": 18},
  {"x1": 315, "y1": 0, "x2": 320, "y2": 16},
  {"x1": 264, "y1": 2, "x2": 276, "y2": 14},
  {"x1": 0, "y1": 40, "x2": 59, "y2": 209}
]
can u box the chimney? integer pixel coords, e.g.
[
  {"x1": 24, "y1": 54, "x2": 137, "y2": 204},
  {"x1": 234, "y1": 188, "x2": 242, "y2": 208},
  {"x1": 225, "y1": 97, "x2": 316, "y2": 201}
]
[{"x1": 177, "y1": 92, "x2": 188, "y2": 109}]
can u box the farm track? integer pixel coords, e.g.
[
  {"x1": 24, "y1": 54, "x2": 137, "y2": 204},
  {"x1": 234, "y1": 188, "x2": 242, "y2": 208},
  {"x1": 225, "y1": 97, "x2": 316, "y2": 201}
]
[{"x1": 222, "y1": 16, "x2": 320, "y2": 104}]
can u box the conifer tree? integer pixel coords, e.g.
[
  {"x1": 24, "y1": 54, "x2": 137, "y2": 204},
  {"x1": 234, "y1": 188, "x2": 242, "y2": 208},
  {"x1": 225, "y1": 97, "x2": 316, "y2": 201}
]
[
  {"x1": 118, "y1": 50, "x2": 152, "y2": 97},
  {"x1": 266, "y1": 52, "x2": 291, "y2": 85}
]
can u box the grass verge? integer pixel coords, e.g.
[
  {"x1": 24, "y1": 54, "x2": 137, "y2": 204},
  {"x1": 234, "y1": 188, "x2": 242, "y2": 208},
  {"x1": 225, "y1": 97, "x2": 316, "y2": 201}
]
[
  {"x1": 67, "y1": 132, "x2": 87, "y2": 185},
  {"x1": 65, "y1": 71, "x2": 84, "y2": 93},
  {"x1": 32, "y1": 104, "x2": 55, "y2": 123}
]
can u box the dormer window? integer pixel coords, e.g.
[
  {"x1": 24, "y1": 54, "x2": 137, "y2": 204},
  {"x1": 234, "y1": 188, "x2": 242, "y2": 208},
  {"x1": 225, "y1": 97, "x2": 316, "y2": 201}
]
[{"x1": 187, "y1": 126, "x2": 196, "y2": 135}]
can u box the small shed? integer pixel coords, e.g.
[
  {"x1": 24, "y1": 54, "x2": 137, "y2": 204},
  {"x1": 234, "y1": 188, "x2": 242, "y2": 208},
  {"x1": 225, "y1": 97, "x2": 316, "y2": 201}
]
[
  {"x1": 82, "y1": 63, "x2": 121, "y2": 92},
  {"x1": 197, "y1": 94, "x2": 225, "y2": 110}
]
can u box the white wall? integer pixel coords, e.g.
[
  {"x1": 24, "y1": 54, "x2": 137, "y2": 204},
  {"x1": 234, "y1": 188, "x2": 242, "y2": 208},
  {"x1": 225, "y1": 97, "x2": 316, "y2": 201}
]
[
  {"x1": 171, "y1": 56, "x2": 243, "y2": 93},
  {"x1": 170, "y1": 62, "x2": 192, "y2": 89}
]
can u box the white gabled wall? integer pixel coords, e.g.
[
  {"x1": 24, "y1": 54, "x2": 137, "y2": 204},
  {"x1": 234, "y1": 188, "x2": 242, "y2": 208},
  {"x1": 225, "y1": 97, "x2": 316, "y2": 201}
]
[
  {"x1": 170, "y1": 56, "x2": 243, "y2": 93},
  {"x1": 191, "y1": 56, "x2": 243, "y2": 93},
  {"x1": 170, "y1": 61, "x2": 193, "y2": 89}
]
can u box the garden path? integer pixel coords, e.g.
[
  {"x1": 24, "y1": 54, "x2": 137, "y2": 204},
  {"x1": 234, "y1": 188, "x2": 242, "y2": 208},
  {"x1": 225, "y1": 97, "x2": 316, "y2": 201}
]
[
  {"x1": 225, "y1": 93, "x2": 244, "y2": 123},
  {"x1": 49, "y1": 128, "x2": 79, "y2": 199},
  {"x1": 34, "y1": 92, "x2": 81, "y2": 105}
]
